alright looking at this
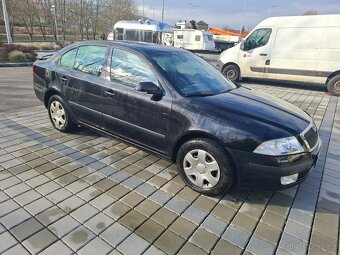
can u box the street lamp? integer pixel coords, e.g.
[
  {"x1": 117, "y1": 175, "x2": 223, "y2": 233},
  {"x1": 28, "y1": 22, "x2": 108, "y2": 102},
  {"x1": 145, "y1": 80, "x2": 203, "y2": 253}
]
[
  {"x1": 161, "y1": 0, "x2": 165, "y2": 22},
  {"x1": 1, "y1": 0, "x2": 12, "y2": 44},
  {"x1": 51, "y1": 4, "x2": 59, "y2": 41},
  {"x1": 240, "y1": 0, "x2": 247, "y2": 37}
]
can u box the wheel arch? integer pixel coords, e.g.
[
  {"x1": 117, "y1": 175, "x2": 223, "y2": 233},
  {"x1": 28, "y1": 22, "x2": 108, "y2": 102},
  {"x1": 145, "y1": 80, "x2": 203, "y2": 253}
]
[
  {"x1": 171, "y1": 130, "x2": 238, "y2": 188},
  {"x1": 326, "y1": 70, "x2": 340, "y2": 84},
  {"x1": 44, "y1": 88, "x2": 62, "y2": 108}
]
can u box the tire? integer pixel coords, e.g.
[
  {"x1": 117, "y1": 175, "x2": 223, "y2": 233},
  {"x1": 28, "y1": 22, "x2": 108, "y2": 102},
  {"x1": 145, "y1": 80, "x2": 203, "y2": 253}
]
[
  {"x1": 327, "y1": 75, "x2": 340, "y2": 96},
  {"x1": 222, "y1": 64, "x2": 240, "y2": 82},
  {"x1": 176, "y1": 138, "x2": 234, "y2": 196},
  {"x1": 47, "y1": 95, "x2": 75, "y2": 132}
]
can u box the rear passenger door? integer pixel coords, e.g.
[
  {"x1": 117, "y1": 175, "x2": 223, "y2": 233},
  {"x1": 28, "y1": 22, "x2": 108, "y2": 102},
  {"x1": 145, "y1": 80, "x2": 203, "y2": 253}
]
[{"x1": 59, "y1": 45, "x2": 109, "y2": 128}]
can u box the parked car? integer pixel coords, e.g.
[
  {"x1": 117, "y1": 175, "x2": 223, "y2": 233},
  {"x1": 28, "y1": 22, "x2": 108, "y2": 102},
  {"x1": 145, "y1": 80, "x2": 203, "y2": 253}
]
[
  {"x1": 33, "y1": 41, "x2": 321, "y2": 195},
  {"x1": 217, "y1": 14, "x2": 340, "y2": 96}
]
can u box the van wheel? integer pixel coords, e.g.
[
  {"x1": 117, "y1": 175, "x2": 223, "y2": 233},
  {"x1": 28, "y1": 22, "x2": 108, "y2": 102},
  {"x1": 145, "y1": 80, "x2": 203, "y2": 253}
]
[
  {"x1": 176, "y1": 138, "x2": 234, "y2": 196},
  {"x1": 327, "y1": 75, "x2": 340, "y2": 96},
  {"x1": 48, "y1": 95, "x2": 75, "y2": 132},
  {"x1": 222, "y1": 64, "x2": 240, "y2": 82}
]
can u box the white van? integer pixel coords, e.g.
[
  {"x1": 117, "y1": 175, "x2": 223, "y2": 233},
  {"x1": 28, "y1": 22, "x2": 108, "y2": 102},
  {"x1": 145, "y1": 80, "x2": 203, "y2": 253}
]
[
  {"x1": 173, "y1": 29, "x2": 215, "y2": 51},
  {"x1": 217, "y1": 15, "x2": 340, "y2": 96}
]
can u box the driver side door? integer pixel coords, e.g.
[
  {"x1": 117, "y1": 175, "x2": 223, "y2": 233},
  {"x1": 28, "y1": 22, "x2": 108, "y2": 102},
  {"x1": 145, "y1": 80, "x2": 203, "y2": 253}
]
[
  {"x1": 240, "y1": 28, "x2": 272, "y2": 78},
  {"x1": 102, "y1": 48, "x2": 172, "y2": 153}
]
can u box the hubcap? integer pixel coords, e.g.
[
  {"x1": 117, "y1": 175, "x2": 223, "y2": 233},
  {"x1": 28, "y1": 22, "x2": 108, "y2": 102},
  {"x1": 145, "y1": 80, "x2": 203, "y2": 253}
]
[
  {"x1": 50, "y1": 101, "x2": 66, "y2": 129},
  {"x1": 226, "y1": 70, "x2": 236, "y2": 79},
  {"x1": 334, "y1": 81, "x2": 340, "y2": 91},
  {"x1": 183, "y1": 149, "x2": 221, "y2": 189}
]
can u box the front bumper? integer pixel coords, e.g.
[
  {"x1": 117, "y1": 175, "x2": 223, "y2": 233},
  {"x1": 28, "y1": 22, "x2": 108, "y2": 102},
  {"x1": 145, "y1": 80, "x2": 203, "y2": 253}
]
[
  {"x1": 216, "y1": 59, "x2": 224, "y2": 72},
  {"x1": 228, "y1": 140, "x2": 321, "y2": 190}
]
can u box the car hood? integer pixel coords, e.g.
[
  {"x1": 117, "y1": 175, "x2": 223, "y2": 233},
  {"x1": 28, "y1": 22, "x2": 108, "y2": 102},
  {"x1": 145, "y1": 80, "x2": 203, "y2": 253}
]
[{"x1": 190, "y1": 87, "x2": 311, "y2": 135}]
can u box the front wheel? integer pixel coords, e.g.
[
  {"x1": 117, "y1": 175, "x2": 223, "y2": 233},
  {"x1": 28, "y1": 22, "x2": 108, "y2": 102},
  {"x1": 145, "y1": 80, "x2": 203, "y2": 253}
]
[
  {"x1": 327, "y1": 75, "x2": 340, "y2": 96},
  {"x1": 222, "y1": 64, "x2": 240, "y2": 82},
  {"x1": 48, "y1": 95, "x2": 75, "y2": 132},
  {"x1": 176, "y1": 138, "x2": 234, "y2": 196}
]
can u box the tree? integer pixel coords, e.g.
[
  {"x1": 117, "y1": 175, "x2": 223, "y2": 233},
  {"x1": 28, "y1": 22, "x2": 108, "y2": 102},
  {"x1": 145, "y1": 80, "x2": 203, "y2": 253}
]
[{"x1": 303, "y1": 9, "x2": 318, "y2": 15}]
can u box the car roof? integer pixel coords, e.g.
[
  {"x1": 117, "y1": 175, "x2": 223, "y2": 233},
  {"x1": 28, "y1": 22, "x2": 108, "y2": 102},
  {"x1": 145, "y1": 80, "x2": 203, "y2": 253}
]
[{"x1": 68, "y1": 40, "x2": 186, "y2": 55}]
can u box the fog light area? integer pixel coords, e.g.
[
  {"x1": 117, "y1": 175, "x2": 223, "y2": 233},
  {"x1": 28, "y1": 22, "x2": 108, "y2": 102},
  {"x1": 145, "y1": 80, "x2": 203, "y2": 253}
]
[{"x1": 280, "y1": 173, "x2": 298, "y2": 185}]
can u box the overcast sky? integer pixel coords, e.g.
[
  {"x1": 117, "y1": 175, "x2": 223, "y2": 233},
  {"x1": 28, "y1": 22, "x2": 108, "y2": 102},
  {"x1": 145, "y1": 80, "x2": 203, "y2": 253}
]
[{"x1": 136, "y1": 0, "x2": 340, "y2": 30}]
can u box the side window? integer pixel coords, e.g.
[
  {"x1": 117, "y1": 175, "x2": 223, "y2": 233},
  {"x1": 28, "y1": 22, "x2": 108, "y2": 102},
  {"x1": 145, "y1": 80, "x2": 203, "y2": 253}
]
[
  {"x1": 195, "y1": 35, "x2": 201, "y2": 41},
  {"x1": 60, "y1": 48, "x2": 77, "y2": 69},
  {"x1": 245, "y1": 28, "x2": 272, "y2": 51},
  {"x1": 177, "y1": 35, "x2": 183, "y2": 39},
  {"x1": 74, "y1": 45, "x2": 107, "y2": 76},
  {"x1": 110, "y1": 49, "x2": 158, "y2": 88}
]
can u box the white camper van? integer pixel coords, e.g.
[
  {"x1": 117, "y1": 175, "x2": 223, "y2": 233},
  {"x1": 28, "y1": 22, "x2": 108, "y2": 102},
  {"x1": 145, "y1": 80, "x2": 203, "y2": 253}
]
[
  {"x1": 217, "y1": 15, "x2": 340, "y2": 96},
  {"x1": 173, "y1": 29, "x2": 215, "y2": 51},
  {"x1": 108, "y1": 20, "x2": 173, "y2": 44}
]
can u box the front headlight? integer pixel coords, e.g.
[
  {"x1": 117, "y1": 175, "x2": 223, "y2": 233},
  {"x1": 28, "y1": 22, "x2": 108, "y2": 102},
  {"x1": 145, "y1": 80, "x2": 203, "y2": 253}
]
[{"x1": 253, "y1": 136, "x2": 304, "y2": 156}]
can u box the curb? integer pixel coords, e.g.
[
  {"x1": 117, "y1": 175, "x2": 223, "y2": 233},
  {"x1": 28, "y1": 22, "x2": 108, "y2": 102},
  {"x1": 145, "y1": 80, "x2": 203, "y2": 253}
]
[{"x1": 0, "y1": 62, "x2": 33, "y2": 67}]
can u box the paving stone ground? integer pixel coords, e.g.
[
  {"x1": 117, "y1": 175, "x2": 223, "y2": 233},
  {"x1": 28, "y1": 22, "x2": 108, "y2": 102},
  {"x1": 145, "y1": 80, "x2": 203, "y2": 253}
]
[{"x1": 0, "y1": 81, "x2": 339, "y2": 255}]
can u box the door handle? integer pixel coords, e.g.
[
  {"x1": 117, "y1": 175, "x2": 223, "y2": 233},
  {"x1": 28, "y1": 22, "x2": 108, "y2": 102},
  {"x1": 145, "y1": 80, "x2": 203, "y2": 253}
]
[
  {"x1": 60, "y1": 76, "x2": 68, "y2": 81},
  {"x1": 259, "y1": 53, "x2": 267, "y2": 56},
  {"x1": 105, "y1": 89, "x2": 116, "y2": 97}
]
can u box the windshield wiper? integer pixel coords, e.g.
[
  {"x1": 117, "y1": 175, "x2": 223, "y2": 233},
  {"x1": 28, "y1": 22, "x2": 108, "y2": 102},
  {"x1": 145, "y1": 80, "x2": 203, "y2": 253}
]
[{"x1": 185, "y1": 92, "x2": 217, "y2": 97}]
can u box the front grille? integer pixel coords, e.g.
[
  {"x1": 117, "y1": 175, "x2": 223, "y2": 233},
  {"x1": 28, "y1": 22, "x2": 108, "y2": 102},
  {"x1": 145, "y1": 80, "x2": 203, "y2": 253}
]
[
  {"x1": 304, "y1": 127, "x2": 318, "y2": 149},
  {"x1": 297, "y1": 168, "x2": 310, "y2": 182}
]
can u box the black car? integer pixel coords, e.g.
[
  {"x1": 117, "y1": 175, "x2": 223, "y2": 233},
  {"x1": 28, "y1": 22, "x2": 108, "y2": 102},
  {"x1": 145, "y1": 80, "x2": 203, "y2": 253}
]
[{"x1": 33, "y1": 41, "x2": 321, "y2": 195}]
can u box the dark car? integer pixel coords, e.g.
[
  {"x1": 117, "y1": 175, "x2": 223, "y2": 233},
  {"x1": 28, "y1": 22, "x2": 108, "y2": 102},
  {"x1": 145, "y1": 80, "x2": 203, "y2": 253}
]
[{"x1": 33, "y1": 41, "x2": 321, "y2": 196}]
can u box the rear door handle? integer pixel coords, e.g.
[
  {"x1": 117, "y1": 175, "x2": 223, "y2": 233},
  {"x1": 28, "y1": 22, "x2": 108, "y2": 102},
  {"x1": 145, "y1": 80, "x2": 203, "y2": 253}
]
[
  {"x1": 105, "y1": 89, "x2": 116, "y2": 97},
  {"x1": 259, "y1": 53, "x2": 267, "y2": 56}
]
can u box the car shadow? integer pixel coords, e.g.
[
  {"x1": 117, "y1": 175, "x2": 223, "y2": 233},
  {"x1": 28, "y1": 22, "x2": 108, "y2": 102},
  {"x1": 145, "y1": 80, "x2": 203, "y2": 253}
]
[{"x1": 241, "y1": 78, "x2": 328, "y2": 92}]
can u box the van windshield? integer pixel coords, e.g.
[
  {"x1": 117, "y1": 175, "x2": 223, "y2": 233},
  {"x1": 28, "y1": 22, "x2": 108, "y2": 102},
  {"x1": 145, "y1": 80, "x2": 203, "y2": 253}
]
[{"x1": 150, "y1": 51, "x2": 236, "y2": 97}]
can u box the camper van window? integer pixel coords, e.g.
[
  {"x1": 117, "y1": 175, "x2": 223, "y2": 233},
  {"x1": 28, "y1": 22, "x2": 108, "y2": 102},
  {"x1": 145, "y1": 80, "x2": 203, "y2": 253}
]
[
  {"x1": 110, "y1": 49, "x2": 158, "y2": 88},
  {"x1": 177, "y1": 35, "x2": 183, "y2": 39},
  {"x1": 195, "y1": 35, "x2": 201, "y2": 41},
  {"x1": 245, "y1": 28, "x2": 272, "y2": 51},
  {"x1": 143, "y1": 31, "x2": 153, "y2": 43},
  {"x1": 116, "y1": 28, "x2": 123, "y2": 40},
  {"x1": 126, "y1": 30, "x2": 139, "y2": 41}
]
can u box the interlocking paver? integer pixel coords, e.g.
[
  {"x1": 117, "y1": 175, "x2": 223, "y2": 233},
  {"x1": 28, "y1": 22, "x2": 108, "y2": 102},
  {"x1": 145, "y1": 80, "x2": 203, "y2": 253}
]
[
  {"x1": 189, "y1": 227, "x2": 219, "y2": 252},
  {"x1": 84, "y1": 212, "x2": 114, "y2": 234},
  {"x1": 100, "y1": 222, "x2": 131, "y2": 248},
  {"x1": 62, "y1": 226, "x2": 96, "y2": 252},
  {"x1": 0, "y1": 232, "x2": 18, "y2": 253},
  {"x1": 154, "y1": 230, "x2": 186, "y2": 255},
  {"x1": 10, "y1": 217, "x2": 44, "y2": 241},
  {"x1": 39, "y1": 240, "x2": 73, "y2": 255},
  {"x1": 22, "y1": 228, "x2": 58, "y2": 254},
  {"x1": 78, "y1": 237, "x2": 113, "y2": 255},
  {"x1": 49, "y1": 215, "x2": 80, "y2": 238},
  {"x1": 135, "y1": 219, "x2": 165, "y2": 242},
  {"x1": 117, "y1": 233, "x2": 150, "y2": 255}
]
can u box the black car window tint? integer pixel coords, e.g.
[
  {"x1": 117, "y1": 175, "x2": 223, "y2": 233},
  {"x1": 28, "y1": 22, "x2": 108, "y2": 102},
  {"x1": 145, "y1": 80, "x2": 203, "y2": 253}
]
[
  {"x1": 74, "y1": 46, "x2": 107, "y2": 76},
  {"x1": 60, "y1": 48, "x2": 77, "y2": 69},
  {"x1": 110, "y1": 49, "x2": 158, "y2": 88}
]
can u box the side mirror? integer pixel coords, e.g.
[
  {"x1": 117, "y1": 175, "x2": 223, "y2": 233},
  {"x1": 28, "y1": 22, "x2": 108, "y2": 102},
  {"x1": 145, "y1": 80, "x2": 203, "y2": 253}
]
[
  {"x1": 136, "y1": 82, "x2": 162, "y2": 95},
  {"x1": 240, "y1": 40, "x2": 245, "y2": 51}
]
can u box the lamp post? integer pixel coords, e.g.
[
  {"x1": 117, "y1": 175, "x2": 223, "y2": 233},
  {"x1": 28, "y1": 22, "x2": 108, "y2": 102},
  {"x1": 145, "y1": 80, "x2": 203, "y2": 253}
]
[
  {"x1": 51, "y1": 4, "x2": 59, "y2": 41},
  {"x1": 240, "y1": 0, "x2": 247, "y2": 37},
  {"x1": 161, "y1": 0, "x2": 165, "y2": 22},
  {"x1": 2, "y1": 0, "x2": 12, "y2": 44}
]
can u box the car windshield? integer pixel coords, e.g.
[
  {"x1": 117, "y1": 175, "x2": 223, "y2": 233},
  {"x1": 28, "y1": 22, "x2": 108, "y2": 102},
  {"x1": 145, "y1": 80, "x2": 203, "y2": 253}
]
[{"x1": 150, "y1": 51, "x2": 236, "y2": 97}]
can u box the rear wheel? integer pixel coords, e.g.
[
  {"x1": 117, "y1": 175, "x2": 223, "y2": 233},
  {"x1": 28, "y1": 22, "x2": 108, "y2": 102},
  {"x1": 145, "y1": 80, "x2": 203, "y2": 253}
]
[
  {"x1": 48, "y1": 95, "x2": 74, "y2": 132},
  {"x1": 222, "y1": 64, "x2": 240, "y2": 82},
  {"x1": 176, "y1": 138, "x2": 234, "y2": 196},
  {"x1": 327, "y1": 75, "x2": 340, "y2": 96}
]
